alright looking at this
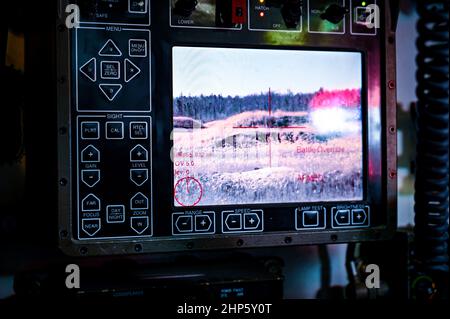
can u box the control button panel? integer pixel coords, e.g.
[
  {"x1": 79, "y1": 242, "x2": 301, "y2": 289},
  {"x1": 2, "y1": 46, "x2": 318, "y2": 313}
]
[
  {"x1": 73, "y1": 0, "x2": 150, "y2": 26},
  {"x1": 350, "y1": 0, "x2": 377, "y2": 35},
  {"x1": 295, "y1": 207, "x2": 326, "y2": 230},
  {"x1": 249, "y1": 0, "x2": 302, "y2": 32},
  {"x1": 308, "y1": 0, "x2": 346, "y2": 34},
  {"x1": 170, "y1": 0, "x2": 242, "y2": 30},
  {"x1": 75, "y1": 27, "x2": 151, "y2": 112},
  {"x1": 77, "y1": 116, "x2": 152, "y2": 239},
  {"x1": 172, "y1": 212, "x2": 215, "y2": 235},
  {"x1": 331, "y1": 206, "x2": 370, "y2": 228},
  {"x1": 222, "y1": 210, "x2": 264, "y2": 233}
]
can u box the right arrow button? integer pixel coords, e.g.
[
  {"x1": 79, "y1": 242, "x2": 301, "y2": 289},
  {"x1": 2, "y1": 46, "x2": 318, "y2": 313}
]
[{"x1": 124, "y1": 58, "x2": 141, "y2": 83}]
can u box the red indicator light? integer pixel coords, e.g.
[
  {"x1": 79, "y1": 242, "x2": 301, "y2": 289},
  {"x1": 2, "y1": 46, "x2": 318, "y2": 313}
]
[{"x1": 259, "y1": 12, "x2": 265, "y2": 17}]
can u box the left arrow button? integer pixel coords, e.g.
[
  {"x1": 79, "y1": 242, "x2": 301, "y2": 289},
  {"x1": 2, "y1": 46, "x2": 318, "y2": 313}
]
[{"x1": 79, "y1": 57, "x2": 96, "y2": 82}]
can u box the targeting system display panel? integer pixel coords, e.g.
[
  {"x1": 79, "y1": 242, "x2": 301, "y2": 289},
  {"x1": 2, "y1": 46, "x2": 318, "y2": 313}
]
[
  {"x1": 172, "y1": 47, "x2": 364, "y2": 207},
  {"x1": 57, "y1": 0, "x2": 397, "y2": 256}
]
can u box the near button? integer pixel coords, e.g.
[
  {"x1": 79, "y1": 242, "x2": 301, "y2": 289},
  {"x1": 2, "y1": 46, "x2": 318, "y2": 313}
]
[{"x1": 82, "y1": 218, "x2": 101, "y2": 236}]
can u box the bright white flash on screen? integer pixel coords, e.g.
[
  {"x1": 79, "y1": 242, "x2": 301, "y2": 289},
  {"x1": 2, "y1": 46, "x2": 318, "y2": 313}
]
[{"x1": 310, "y1": 108, "x2": 360, "y2": 135}]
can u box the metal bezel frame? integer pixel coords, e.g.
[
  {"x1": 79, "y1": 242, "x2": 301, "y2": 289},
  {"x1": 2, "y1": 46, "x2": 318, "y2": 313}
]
[{"x1": 57, "y1": 0, "x2": 397, "y2": 256}]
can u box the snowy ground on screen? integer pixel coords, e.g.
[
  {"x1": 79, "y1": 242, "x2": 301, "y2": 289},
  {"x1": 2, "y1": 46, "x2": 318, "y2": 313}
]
[{"x1": 173, "y1": 110, "x2": 363, "y2": 206}]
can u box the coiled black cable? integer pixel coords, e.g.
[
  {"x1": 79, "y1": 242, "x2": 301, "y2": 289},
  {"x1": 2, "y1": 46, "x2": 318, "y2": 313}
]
[{"x1": 414, "y1": 0, "x2": 449, "y2": 273}]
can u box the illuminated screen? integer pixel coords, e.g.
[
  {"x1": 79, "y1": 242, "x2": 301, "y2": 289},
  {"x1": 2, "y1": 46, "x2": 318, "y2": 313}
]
[{"x1": 172, "y1": 47, "x2": 364, "y2": 207}]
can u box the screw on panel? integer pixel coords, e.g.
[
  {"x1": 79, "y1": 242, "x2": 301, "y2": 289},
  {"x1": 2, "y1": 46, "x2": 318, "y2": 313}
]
[
  {"x1": 389, "y1": 170, "x2": 397, "y2": 179},
  {"x1": 236, "y1": 239, "x2": 244, "y2": 247},
  {"x1": 388, "y1": 81, "x2": 395, "y2": 89},
  {"x1": 59, "y1": 127, "x2": 67, "y2": 135},
  {"x1": 59, "y1": 178, "x2": 67, "y2": 186}
]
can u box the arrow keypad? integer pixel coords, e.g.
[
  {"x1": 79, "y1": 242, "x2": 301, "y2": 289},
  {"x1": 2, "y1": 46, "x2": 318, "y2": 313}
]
[{"x1": 75, "y1": 27, "x2": 150, "y2": 112}]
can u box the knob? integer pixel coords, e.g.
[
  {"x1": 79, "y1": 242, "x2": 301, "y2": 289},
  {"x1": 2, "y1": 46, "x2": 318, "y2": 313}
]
[
  {"x1": 281, "y1": 0, "x2": 302, "y2": 29},
  {"x1": 173, "y1": 0, "x2": 198, "y2": 18},
  {"x1": 320, "y1": 3, "x2": 348, "y2": 24}
]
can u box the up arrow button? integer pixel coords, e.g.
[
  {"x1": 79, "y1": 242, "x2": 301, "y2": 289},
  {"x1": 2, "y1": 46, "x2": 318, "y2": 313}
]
[{"x1": 98, "y1": 39, "x2": 122, "y2": 56}]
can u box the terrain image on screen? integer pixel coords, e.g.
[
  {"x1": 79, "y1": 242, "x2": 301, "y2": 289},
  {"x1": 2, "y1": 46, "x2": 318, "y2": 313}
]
[{"x1": 172, "y1": 47, "x2": 363, "y2": 207}]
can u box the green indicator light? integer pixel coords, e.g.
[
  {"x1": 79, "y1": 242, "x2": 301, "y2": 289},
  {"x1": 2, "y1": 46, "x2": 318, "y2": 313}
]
[{"x1": 362, "y1": 1, "x2": 366, "y2": 6}]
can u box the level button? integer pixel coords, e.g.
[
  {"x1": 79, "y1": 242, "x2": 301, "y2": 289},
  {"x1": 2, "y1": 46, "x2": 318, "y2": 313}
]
[
  {"x1": 130, "y1": 144, "x2": 148, "y2": 162},
  {"x1": 130, "y1": 169, "x2": 149, "y2": 186}
]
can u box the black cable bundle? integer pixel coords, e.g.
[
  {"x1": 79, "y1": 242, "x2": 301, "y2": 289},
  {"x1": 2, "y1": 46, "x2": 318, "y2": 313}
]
[{"x1": 414, "y1": 0, "x2": 449, "y2": 278}]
